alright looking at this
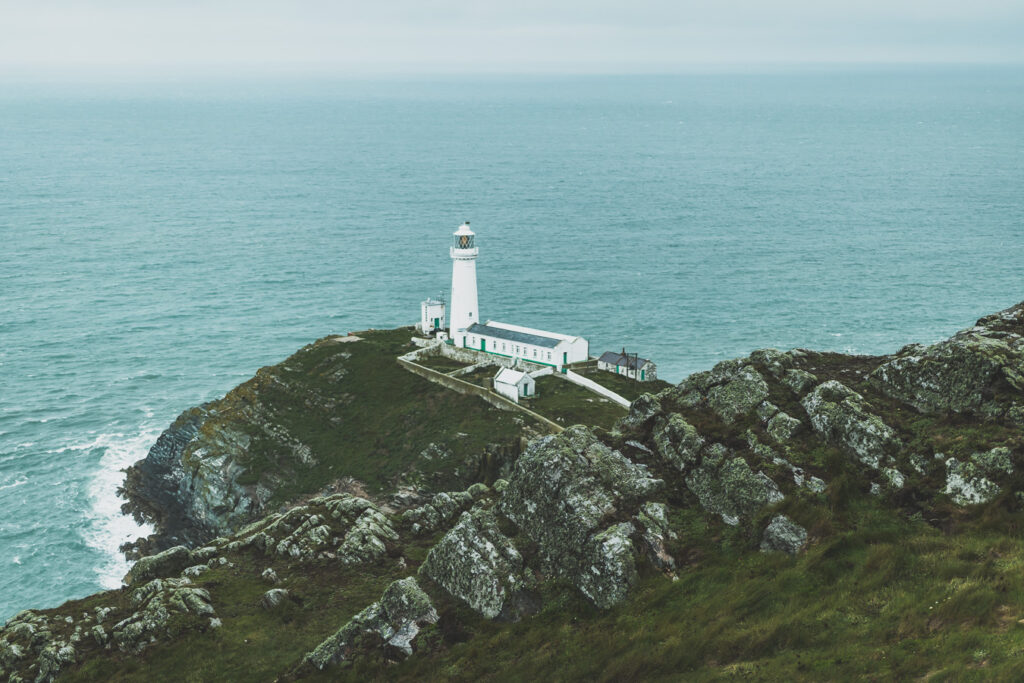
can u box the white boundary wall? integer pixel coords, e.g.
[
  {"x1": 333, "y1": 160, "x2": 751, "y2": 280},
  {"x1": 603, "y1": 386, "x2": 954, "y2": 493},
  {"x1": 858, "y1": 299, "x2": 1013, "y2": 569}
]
[{"x1": 562, "y1": 370, "x2": 631, "y2": 408}]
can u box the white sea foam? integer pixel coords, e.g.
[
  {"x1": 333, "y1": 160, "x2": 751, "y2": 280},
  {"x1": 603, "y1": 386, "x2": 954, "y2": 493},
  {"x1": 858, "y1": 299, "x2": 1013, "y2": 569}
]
[
  {"x1": 0, "y1": 477, "x2": 28, "y2": 491},
  {"x1": 81, "y1": 429, "x2": 158, "y2": 589}
]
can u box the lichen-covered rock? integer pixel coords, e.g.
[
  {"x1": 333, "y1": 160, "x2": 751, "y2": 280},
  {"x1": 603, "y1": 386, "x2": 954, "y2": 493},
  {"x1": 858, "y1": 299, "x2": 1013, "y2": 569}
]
[
  {"x1": 401, "y1": 489, "x2": 476, "y2": 536},
  {"x1": 869, "y1": 305, "x2": 1024, "y2": 414},
  {"x1": 652, "y1": 414, "x2": 704, "y2": 473},
  {"x1": 685, "y1": 444, "x2": 784, "y2": 525},
  {"x1": 124, "y1": 545, "x2": 194, "y2": 586},
  {"x1": 635, "y1": 502, "x2": 676, "y2": 570},
  {"x1": 782, "y1": 369, "x2": 818, "y2": 395},
  {"x1": 500, "y1": 426, "x2": 662, "y2": 609},
  {"x1": 760, "y1": 515, "x2": 808, "y2": 555},
  {"x1": 616, "y1": 393, "x2": 663, "y2": 434},
  {"x1": 419, "y1": 508, "x2": 526, "y2": 619},
  {"x1": 944, "y1": 448, "x2": 1015, "y2": 505},
  {"x1": 581, "y1": 523, "x2": 639, "y2": 608},
  {"x1": 240, "y1": 494, "x2": 397, "y2": 564},
  {"x1": 882, "y1": 467, "x2": 906, "y2": 490},
  {"x1": 749, "y1": 348, "x2": 794, "y2": 379},
  {"x1": 766, "y1": 411, "x2": 803, "y2": 443},
  {"x1": 302, "y1": 577, "x2": 438, "y2": 671},
  {"x1": 260, "y1": 589, "x2": 290, "y2": 610},
  {"x1": 34, "y1": 642, "x2": 75, "y2": 683},
  {"x1": 801, "y1": 381, "x2": 899, "y2": 469},
  {"x1": 705, "y1": 365, "x2": 770, "y2": 423},
  {"x1": 111, "y1": 578, "x2": 214, "y2": 654}
]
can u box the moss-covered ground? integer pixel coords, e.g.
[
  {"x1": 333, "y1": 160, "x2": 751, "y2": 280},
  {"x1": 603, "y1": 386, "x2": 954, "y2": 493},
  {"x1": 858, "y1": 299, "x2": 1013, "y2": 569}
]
[
  {"x1": 572, "y1": 367, "x2": 672, "y2": 401},
  {"x1": 341, "y1": 492, "x2": 1024, "y2": 681},
  {"x1": 212, "y1": 328, "x2": 535, "y2": 502},
  {"x1": 529, "y1": 376, "x2": 628, "y2": 429}
]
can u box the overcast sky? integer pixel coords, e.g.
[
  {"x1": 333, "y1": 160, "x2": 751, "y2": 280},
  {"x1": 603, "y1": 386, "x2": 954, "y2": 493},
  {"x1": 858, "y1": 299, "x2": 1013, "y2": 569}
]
[{"x1": 1, "y1": 0, "x2": 1022, "y2": 75}]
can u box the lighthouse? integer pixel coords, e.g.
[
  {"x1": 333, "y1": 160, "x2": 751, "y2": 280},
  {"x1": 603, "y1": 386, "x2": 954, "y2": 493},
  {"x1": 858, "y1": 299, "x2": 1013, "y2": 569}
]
[{"x1": 449, "y1": 222, "x2": 479, "y2": 346}]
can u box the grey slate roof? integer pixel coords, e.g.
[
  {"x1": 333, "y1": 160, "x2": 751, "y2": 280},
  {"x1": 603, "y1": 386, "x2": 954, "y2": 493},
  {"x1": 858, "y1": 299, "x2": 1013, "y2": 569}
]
[
  {"x1": 467, "y1": 323, "x2": 562, "y2": 348},
  {"x1": 598, "y1": 351, "x2": 652, "y2": 369}
]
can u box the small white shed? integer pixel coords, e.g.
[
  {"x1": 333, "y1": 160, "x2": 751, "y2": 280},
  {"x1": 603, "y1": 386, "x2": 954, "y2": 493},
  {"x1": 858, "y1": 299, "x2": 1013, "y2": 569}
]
[{"x1": 493, "y1": 368, "x2": 536, "y2": 403}]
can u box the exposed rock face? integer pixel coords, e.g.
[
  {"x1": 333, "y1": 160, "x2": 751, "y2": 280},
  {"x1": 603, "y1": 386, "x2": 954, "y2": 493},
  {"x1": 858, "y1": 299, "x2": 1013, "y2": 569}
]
[
  {"x1": 869, "y1": 304, "x2": 1024, "y2": 415},
  {"x1": 678, "y1": 360, "x2": 770, "y2": 423},
  {"x1": 112, "y1": 578, "x2": 215, "y2": 654},
  {"x1": 500, "y1": 427, "x2": 663, "y2": 609},
  {"x1": 944, "y1": 448, "x2": 1015, "y2": 505},
  {"x1": 782, "y1": 369, "x2": 818, "y2": 396},
  {"x1": 236, "y1": 493, "x2": 397, "y2": 564},
  {"x1": 260, "y1": 589, "x2": 290, "y2": 610},
  {"x1": 760, "y1": 515, "x2": 808, "y2": 555},
  {"x1": 635, "y1": 502, "x2": 676, "y2": 570},
  {"x1": 801, "y1": 381, "x2": 900, "y2": 469},
  {"x1": 766, "y1": 411, "x2": 803, "y2": 443},
  {"x1": 652, "y1": 414, "x2": 704, "y2": 471},
  {"x1": 302, "y1": 577, "x2": 438, "y2": 671},
  {"x1": 119, "y1": 333, "x2": 533, "y2": 555},
  {"x1": 419, "y1": 508, "x2": 527, "y2": 619},
  {"x1": 124, "y1": 545, "x2": 194, "y2": 586},
  {"x1": 685, "y1": 444, "x2": 784, "y2": 526},
  {"x1": 401, "y1": 490, "x2": 475, "y2": 536}
]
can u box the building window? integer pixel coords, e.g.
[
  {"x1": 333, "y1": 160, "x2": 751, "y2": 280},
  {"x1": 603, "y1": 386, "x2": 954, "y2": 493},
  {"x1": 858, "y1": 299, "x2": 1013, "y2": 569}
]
[{"x1": 533, "y1": 349, "x2": 537, "y2": 358}]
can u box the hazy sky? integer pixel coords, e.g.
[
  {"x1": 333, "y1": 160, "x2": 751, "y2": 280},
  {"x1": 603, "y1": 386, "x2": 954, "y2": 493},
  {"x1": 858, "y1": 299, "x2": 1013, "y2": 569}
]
[{"x1": 1, "y1": 0, "x2": 1022, "y2": 75}]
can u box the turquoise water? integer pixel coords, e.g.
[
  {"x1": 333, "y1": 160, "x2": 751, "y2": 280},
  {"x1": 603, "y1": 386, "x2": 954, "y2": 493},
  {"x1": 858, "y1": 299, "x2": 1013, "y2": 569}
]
[{"x1": 1, "y1": 70, "x2": 1022, "y2": 621}]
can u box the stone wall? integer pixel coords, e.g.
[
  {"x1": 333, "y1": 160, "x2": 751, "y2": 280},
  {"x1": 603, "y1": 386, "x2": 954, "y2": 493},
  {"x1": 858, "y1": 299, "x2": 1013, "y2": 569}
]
[{"x1": 396, "y1": 357, "x2": 563, "y2": 434}]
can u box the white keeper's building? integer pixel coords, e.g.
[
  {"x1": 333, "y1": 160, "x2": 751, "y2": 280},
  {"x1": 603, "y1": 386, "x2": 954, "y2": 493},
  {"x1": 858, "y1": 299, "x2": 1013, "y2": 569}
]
[{"x1": 421, "y1": 222, "x2": 589, "y2": 372}]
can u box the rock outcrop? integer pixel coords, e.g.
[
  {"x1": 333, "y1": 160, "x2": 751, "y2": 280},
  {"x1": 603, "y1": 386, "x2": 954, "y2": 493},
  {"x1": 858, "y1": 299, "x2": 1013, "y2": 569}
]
[
  {"x1": 760, "y1": 515, "x2": 808, "y2": 555},
  {"x1": 112, "y1": 578, "x2": 216, "y2": 654},
  {"x1": 943, "y1": 447, "x2": 1015, "y2": 505},
  {"x1": 801, "y1": 380, "x2": 900, "y2": 469},
  {"x1": 419, "y1": 507, "x2": 527, "y2": 619},
  {"x1": 676, "y1": 360, "x2": 771, "y2": 423},
  {"x1": 302, "y1": 577, "x2": 438, "y2": 671},
  {"x1": 684, "y1": 443, "x2": 785, "y2": 526},
  {"x1": 870, "y1": 303, "x2": 1024, "y2": 416},
  {"x1": 500, "y1": 426, "x2": 663, "y2": 609},
  {"x1": 235, "y1": 493, "x2": 398, "y2": 565}
]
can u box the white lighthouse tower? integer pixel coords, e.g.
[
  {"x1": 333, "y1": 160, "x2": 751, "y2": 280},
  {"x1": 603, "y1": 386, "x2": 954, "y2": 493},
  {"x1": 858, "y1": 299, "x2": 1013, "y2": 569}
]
[{"x1": 449, "y1": 221, "x2": 479, "y2": 346}]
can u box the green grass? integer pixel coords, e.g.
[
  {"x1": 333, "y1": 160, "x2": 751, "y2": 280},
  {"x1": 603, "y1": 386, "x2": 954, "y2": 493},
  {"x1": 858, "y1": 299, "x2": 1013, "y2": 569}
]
[
  {"x1": 341, "y1": 498, "x2": 1024, "y2": 682},
  {"x1": 528, "y1": 376, "x2": 628, "y2": 429},
  {"x1": 193, "y1": 328, "x2": 536, "y2": 502},
  {"x1": 572, "y1": 367, "x2": 672, "y2": 401},
  {"x1": 415, "y1": 355, "x2": 469, "y2": 373}
]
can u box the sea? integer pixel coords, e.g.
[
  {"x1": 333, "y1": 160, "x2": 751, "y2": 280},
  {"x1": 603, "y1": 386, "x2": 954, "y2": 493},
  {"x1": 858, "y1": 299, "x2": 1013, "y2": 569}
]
[{"x1": 1, "y1": 68, "x2": 1022, "y2": 621}]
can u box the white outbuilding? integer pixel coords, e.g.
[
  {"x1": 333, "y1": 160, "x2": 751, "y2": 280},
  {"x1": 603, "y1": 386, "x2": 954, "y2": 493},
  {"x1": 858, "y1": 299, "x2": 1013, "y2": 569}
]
[
  {"x1": 493, "y1": 367, "x2": 536, "y2": 403},
  {"x1": 420, "y1": 298, "x2": 446, "y2": 335}
]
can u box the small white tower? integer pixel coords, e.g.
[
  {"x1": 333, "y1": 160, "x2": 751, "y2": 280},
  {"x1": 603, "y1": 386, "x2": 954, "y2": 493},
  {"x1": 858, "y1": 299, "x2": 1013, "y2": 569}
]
[
  {"x1": 449, "y1": 221, "x2": 479, "y2": 346},
  {"x1": 420, "y1": 297, "x2": 446, "y2": 336}
]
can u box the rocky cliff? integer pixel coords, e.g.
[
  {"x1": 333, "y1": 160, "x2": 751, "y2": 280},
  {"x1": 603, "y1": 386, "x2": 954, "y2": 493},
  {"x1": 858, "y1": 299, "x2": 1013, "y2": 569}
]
[
  {"x1": 5, "y1": 302, "x2": 1024, "y2": 681},
  {"x1": 118, "y1": 328, "x2": 536, "y2": 555}
]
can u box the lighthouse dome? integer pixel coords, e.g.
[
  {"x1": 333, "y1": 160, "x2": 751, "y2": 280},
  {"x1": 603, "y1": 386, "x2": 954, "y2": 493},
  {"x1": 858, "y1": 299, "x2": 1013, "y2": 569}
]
[{"x1": 453, "y1": 221, "x2": 476, "y2": 250}]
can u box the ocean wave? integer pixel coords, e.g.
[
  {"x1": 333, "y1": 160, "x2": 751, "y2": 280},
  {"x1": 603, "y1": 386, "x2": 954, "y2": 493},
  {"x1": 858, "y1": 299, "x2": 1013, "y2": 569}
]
[
  {"x1": 80, "y1": 429, "x2": 158, "y2": 590},
  {"x1": 0, "y1": 476, "x2": 28, "y2": 491}
]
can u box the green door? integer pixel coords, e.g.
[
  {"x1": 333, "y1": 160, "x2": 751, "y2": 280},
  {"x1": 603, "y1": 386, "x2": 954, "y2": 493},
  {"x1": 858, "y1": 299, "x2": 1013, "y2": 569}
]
[
  {"x1": 433, "y1": 317, "x2": 440, "y2": 330},
  {"x1": 641, "y1": 369, "x2": 645, "y2": 381},
  {"x1": 481, "y1": 339, "x2": 486, "y2": 351}
]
